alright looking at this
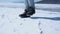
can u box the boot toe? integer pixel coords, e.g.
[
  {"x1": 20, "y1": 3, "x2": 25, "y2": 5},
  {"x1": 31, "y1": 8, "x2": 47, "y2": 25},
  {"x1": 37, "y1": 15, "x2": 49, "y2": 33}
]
[{"x1": 19, "y1": 14, "x2": 30, "y2": 18}]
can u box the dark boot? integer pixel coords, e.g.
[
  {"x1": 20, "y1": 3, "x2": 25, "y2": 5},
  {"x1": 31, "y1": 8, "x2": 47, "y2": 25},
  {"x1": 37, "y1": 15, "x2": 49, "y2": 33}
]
[
  {"x1": 19, "y1": 7, "x2": 35, "y2": 18},
  {"x1": 26, "y1": 7, "x2": 35, "y2": 16},
  {"x1": 19, "y1": 9, "x2": 30, "y2": 18}
]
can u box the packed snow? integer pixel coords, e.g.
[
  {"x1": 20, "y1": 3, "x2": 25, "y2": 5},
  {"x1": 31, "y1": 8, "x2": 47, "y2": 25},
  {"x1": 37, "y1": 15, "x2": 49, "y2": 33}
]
[{"x1": 0, "y1": 3, "x2": 60, "y2": 34}]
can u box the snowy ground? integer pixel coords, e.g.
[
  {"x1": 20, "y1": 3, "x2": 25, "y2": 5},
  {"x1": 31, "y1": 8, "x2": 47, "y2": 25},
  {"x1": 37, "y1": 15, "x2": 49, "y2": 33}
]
[{"x1": 0, "y1": 3, "x2": 60, "y2": 34}]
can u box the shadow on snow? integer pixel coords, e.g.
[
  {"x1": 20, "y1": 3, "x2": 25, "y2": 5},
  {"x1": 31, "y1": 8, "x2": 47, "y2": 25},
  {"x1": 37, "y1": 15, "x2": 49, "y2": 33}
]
[
  {"x1": 36, "y1": 0, "x2": 60, "y2": 4},
  {"x1": 36, "y1": 8, "x2": 60, "y2": 12},
  {"x1": 30, "y1": 17, "x2": 60, "y2": 21}
]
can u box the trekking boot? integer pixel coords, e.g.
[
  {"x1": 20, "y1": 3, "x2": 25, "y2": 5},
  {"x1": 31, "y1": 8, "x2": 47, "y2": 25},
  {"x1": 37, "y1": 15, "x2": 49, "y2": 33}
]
[
  {"x1": 19, "y1": 7, "x2": 35, "y2": 18},
  {"x1": 19, "y1": 9, "x2": 30, "y2": 18},
  {"x1": 26, "y1": 7, "x2": 35, "y2": 16}
]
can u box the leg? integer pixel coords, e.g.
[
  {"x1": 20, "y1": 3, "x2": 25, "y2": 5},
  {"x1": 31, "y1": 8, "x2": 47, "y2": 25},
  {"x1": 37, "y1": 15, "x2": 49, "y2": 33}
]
[
  {"x1": 25, "y1": 0, "x2": 35, "y2": 10},
  {"x1": 28, "y1": 0, "x2": 35, "y2": 8},
  {"x1": 26, "y1": 0, "x2": 35, "y2": 15},
  {"x1": 24, "y1": 0, "x2": 29, "y2": 10},
  {"x1": 19, "y1": 0, "x2": 35, "y2": 18}
]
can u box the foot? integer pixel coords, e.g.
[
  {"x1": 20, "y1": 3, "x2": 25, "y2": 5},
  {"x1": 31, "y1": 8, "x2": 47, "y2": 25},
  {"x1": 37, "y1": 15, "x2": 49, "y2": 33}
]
[
  {"x1": 19, "y1": 7, "x2": 35, "y2": 18},
  {"x1": 19, "y1": 15, "x2": 30, "y2": 18},
  {"x1": 19, "y1": 9, "x2": 30, "y2": 18},
  {"x1": 19, "y1": 12, "x2": 30, "y2": 18},
  {"x1": 26, "y1": 7, "x2": 35, "y2": 15}
]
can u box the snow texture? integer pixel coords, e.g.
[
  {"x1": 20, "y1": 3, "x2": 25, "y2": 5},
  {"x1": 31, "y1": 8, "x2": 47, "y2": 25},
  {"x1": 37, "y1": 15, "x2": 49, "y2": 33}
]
[{"x1": 0, "y1": 3, "x2": 60, "y2": 34}]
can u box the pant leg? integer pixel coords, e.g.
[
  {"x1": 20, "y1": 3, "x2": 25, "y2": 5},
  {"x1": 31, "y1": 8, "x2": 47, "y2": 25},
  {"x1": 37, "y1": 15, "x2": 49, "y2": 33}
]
[
  {"x1": 28, "y1": 0, "x2": 35, "y2": 8},
  {"x1": 24, "y1": 0, "x2": 29, "y2": 9},
  {"x1": 24, "y1": 0, "x2": 35, "y2": 10}
]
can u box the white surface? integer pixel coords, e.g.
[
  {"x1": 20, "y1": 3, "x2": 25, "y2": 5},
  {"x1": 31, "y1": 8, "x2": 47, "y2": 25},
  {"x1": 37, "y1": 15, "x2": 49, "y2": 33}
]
[
  {"x1": 0, "y1": 0, "x2": 42, "y2": 3},
  {"x1": 0, "y1": 3, "x2": 60, "y2": 34}
]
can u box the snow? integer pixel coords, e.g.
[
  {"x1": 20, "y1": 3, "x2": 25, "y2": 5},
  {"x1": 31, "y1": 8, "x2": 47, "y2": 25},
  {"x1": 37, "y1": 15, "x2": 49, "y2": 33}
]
[
  {"x1": 0, "y1": 3, "x2": 60, "y2": 34},
  {"x1": 0, "y1": 0, "x2": 42, "y2": 3}
]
